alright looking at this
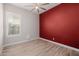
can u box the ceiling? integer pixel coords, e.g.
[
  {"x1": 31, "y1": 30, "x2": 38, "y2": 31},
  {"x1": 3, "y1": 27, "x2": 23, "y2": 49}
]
[{"x1": 10, "y1": 3, "x2": 60, "y2": 14}]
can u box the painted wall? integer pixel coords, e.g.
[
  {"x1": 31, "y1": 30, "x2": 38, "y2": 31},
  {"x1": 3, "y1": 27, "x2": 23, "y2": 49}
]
[
  {"x1": 0, "y1": 4, "x2": 3, "y2": 54},
  {"x1": 40, "y1": 3, "x2": 79, "y2": 49},
  {"x1": 3, "y1": 4, "x2": 39, "y2": 46}
]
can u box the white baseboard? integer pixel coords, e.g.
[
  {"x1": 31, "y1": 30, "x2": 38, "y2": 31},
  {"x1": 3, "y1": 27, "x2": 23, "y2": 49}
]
[
  {"x1": 3, "y1": 37, "x2": 39, "y2": 47},
  {"x1": 3, "y1": 37, "x2": 79, "y2": 52},
  {"x1": 40, "y1": 38, "x2": 79, "y2": 52}
]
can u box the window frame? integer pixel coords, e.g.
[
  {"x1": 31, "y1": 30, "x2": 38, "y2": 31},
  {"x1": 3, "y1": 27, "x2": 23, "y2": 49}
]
[{"x1": 6, "y1": 11, "x2": 21, "y2": 37}]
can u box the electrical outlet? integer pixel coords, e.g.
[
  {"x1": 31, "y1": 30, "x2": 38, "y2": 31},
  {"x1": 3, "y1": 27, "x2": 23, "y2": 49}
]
[{"x1": 53, "y1": 37, "x2": 55, "y2": 40}]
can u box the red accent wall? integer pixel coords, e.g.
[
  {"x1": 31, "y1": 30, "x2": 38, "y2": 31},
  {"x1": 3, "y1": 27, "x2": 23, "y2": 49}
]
[{"x1": 40, "y1": 3, "x2": 79, "y2": 49}]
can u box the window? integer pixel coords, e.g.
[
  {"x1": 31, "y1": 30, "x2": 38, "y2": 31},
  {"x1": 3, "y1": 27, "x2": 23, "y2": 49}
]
[{"x1": 6, "y1": 12, "x2": 21, "y2": 36}]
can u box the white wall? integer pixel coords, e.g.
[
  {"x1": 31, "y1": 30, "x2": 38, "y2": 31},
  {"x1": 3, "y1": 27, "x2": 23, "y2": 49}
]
[
  {"x1": 3, "y1": 4, "x2": 39, "y2": 46},
  {"x1": 0, "y1": 4, "x2": 3, "y2": 54}
]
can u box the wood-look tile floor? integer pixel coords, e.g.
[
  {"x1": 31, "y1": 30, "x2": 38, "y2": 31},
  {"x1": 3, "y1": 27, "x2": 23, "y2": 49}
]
[{"x1": 2, "y1": 39, "x2": 77, "y2": 56}]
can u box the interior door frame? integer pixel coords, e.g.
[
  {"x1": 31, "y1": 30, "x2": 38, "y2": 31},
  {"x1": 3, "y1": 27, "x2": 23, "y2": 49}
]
[{"x1": 0, "y1": 3, "x2": 3, "y2": 55}]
